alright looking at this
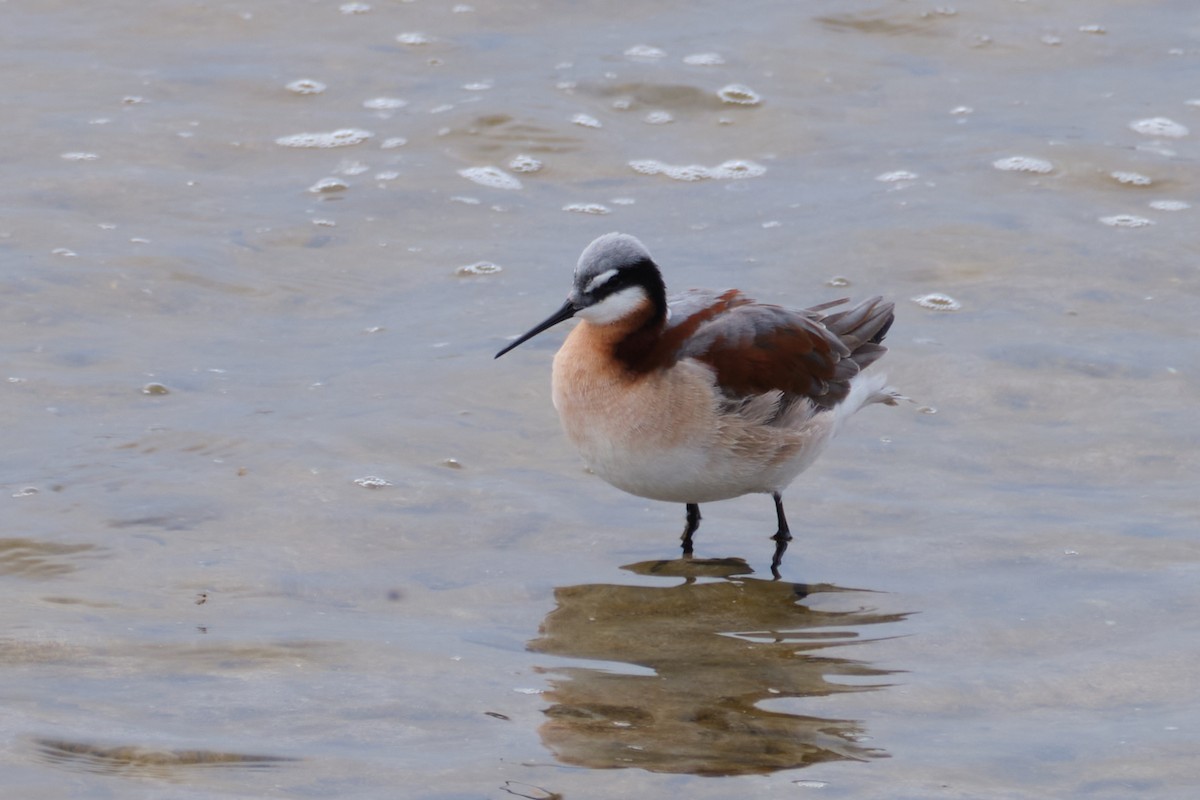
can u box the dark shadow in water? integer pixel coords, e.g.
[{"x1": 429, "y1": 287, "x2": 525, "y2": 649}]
[
  {"x1": 31, "y1": 737, "x2": 296, "y2": 780},
  {"x1": 528, "y1": 557, "x2": 910, "y2": 777}
]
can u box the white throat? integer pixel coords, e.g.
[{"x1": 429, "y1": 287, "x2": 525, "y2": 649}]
[{"x1": 575, "y1": 285, "x2": 649, "y2": 326}]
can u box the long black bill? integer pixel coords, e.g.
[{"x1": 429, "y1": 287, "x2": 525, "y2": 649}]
[{"x1": 494, "y1": 299, "x2": 578, "y2": 358}]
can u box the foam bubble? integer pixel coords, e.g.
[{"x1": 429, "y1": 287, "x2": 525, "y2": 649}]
[
  {"x1": 354, "y1": 476, "x2": 392, "y2": 488},
  {"x1": 363, "y1": 97, "x2": 407, "y2": 110},
  {"x1": 683, "y1": 52, "x2": 725, "y2": 66},
  {"x1": 396, "y1": 32, "x2": 431, "y2": 45},
  {"x1": 644, "y1": 110, "x2": 674, "y2": 124},
  {"x1": 508, "y1": 154, "x2": 542, "y2": 173},
  {"x1": 1129, "y1": 117, "x2": 1188, "y2": 138},
  {"x1": 912, "y1": 293, "x2": 961, "y2": 311},
  {"x1": 718, "y1": 84, "x2": 761, "y2": 105},
  {"x1": 624, "y1": 45, "x2": 666, "y2": 60},
  {"x1": 61, "y1": 152, "x2": 99, "y2": 161},
  {"x1": 992, "y1": 156, "x2": 1053, "y2": 173},
  {"x1": 1110, "y1": 171, "x2": 1152, "y2": 186},
  {"x1": 339, "y1": 2, "x2": 371, "y2": 12},
  {"x1": 876, "y1": 170, "x2": 918, "y2": 182},
  {"x1": 462, "y1": 81, "x2": 492, "y2": 91},
  {"x1": 562, "y1": 203, "x2": 611, "y2": 215},
  {"x1": 1099, "y1": 214, "x2": 1154, "y2": 228},
  {"x1": 950, "y1": 105, "x2": 974, "y2": 115},
  {"x1": 286, "y1": 79, "x2": 326, "y2": 95},
  {"x1": 629, "y1": 158, "x2": 765, "y2": 181},
  {"x1": 572, "y1": 113, "x2": 602, "y2": 128},
  {"x1": 308, "y1": 177, "x2": 349, "y2": 193},
  {"x1": 1078, "y1": 24, "x2": 1106, "y2": 34},
  {"x1": 457, "y1": 261, "x2": 502, "y2": 275},
  {"x1": 1149, "y1": 200, "x2": 1190, "y2": 211},
  {"x1": 458, "y1": 166, "x2": 522, "y2": 190},
  {"x1": 276, "y1": 128, "x2": 373, "y2": 148},
  {"x1": 380, "y1": 137, "x2": 408, "y2": 149}
]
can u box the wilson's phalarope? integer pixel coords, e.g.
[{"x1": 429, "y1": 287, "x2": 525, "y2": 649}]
[{"x1": 496, "y1": 233, "x2": 897, "y2": 573}]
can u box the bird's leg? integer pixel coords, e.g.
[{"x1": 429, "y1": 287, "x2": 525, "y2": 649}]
[
  {"x1": 681, "y1": 503, "x2": 701, "y2": 555},
  {"x1": 771, "y1": 492, "x2": 792, "y2": 543},
  {"x1": 770, "y1": 492, "x2": 792, "y2": 579}
]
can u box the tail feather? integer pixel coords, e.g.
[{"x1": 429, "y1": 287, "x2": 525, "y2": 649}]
[{"x1": 821, "y1": 296, "x2": 895, "y2": 371}]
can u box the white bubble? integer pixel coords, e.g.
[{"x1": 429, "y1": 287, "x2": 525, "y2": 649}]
[
  {"x1": 949, "y1": 105, "x2": 973, "y2": 115},
  {"x1": 876, "y1": 170, "x2": 918, "y2": 182},
  {"x1": 1110, "y1": 171, "x2": 1152, "y2": 186},
  {"x1": 1041, "y1": 34, "x2": 1063, "y2": 46},
  {"x1": 363, "y1": 97, "x2": 407, "y2": 110},
  {"x1": 562, "y1": 203, "x2": 611, "y2": 215},
  {"x1": 629, "y1": 158, "x2": 765, "y2": 181},
  {"x1": 380, "y1": 137, "x2": 408, "y2": 149},
  {"x1": 354, "y1": 476, "x2": 392, "y2": 488},
  {"x1": 374, "y1": 170, "x2": 400, "y2": 181},
  {"x1": 508, "y1": 154, "x2": 542, "y2": 173},
  {"x1": 457, "y1": 261, "x2": 502, "y2": 275},
  {"x1": 458, "y1": 166, "x2": 522, "y2": 190},
  {"x1": 610, "y1": 197, "x2": 636, "y2": 205},
  {"x1": 61, "y1": 152, "x2": 99, "y2": 161},
  {"x1": 1078, "y1": 24, "x2": 1106, "y2": 34},
  {"x1": 644, "y1": 110, "x2": 674, "y2": 124},
  {"x1": 1129, "y1": 117, "x2": 1188, "y2": 138},
  {"x1": 286, "y1": 79, "x2": 326, "y2": 95},
  {"x1": 1149, "y1": 200, "x2": 1190, "y2": 211},
  {"x1": 683, "y1": 52, "x2": 725, "y2": 66},
  {"x1": 912, "y1": 293, "x2": 962, "y2": 311},
  {"x1": 624, "y1": 44, "x2": 666, "y2": 60},
  {"x1": 462, "y1": 81, "x2": 492, "y2": 91},
  {"x1": 339, "y1": 2, "x2": 371, "y2": 12},
  {"x1": 308, "y1": 177, "x2": 349, "y2": 193},
  {"x1": 396, "y1": 32, "x2": 431, "y2": 45},
  {"x1": 992, "y1": 156, "x2": 1053, "y2": 173},
  {"x1": 718, "y1": 84, "x2": 761, "y2": 105},
  {"x1": 1099, "y1": 214, "x2": 1154, "y2": 228},
  {"x1": 572, "y1": 113, "x2": 602, "y2": 128},
  {"x1": 276, "y1": 128, "x2": 374, "y2": 148}
]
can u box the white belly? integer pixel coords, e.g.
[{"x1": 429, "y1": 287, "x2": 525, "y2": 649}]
[{"x1": 551, "y1": 351, "x2": 835, "y2": 504}]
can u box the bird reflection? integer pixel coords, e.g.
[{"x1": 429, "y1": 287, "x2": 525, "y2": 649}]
[{"x1": 528, "y1": 558, "x2": 908, "y2": 777}]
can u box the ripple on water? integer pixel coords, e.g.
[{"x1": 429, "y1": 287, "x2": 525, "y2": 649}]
[
  {"x1": 276, "y1": 129, "x2": 373, "y2": 148},
  {"x1": 717, "y1": 84, "x2": 761, "y2": 105},
  {"x1": 911, "y1": 293, "x2": 962, "y2": 311},
  {"x1": 1129, "y1": 117, "x2": 1189, "y2": 138},
  {"x1": 458, "y1": 166, "x2": 522, "y2": 190},
  {"x1": 630, "y1": 159, "x2": 766, "y2": 181},
  {"x1": 992, "y1": 156, "x2": 1053, "y2": 174}
]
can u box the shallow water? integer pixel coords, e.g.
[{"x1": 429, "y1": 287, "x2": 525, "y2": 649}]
[{"x1": 2, "y1": 0, "x2": 1198, "y2": 797}]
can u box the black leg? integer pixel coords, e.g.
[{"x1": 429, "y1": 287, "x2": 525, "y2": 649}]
[
  {"x1": 770, "y1": 492, "x2": 791, "y2": 579},
  {"x1": 771, "y1": 492, "x2": 792, "y2": 543},
  {"x1": 681, "y1": 503, "x2": 701, "y2": 555}
]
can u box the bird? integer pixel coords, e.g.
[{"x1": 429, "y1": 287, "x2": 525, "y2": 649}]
[{"x1": 495, "y1": 232, "x2": 898, "y2": 574}]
